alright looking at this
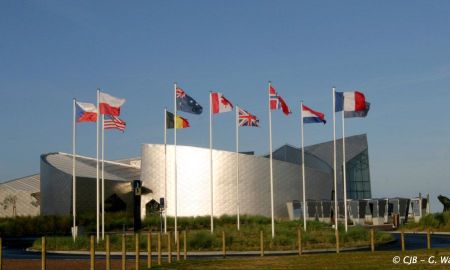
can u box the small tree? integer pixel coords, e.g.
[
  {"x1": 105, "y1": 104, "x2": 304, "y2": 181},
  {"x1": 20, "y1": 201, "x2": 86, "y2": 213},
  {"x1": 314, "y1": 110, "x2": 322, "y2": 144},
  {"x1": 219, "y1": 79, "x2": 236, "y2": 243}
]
[{"x1": 1, "y1": 194, "x2": 18, "y2": 217}]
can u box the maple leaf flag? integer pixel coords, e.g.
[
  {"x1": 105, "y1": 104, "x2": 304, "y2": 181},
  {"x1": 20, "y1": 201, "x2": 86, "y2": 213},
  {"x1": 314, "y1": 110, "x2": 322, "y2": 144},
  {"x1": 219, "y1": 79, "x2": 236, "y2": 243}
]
[{"x1": 211, "y1": 92, "x2": 233, "y2": 114}]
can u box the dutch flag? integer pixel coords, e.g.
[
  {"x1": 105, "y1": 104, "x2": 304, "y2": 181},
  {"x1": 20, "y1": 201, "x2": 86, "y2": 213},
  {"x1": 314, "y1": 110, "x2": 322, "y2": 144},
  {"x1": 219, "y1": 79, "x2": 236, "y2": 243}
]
[{"x1": 302, "y1": 104, "x2": 326, "y2": 124}]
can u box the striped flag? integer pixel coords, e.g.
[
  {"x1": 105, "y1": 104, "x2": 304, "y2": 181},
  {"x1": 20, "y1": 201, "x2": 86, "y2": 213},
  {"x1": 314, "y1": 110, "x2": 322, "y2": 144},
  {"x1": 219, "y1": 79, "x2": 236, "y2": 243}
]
[{"x1": 104, "y1": 115, "x2": 126, "y2": 132}]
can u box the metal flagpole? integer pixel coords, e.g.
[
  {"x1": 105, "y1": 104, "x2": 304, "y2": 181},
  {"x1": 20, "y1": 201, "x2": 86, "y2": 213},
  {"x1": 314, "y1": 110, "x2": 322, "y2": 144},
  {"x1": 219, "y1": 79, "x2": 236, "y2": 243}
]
[
  {"x1": 101, "y1": 114, "x2": 105, "y2": 240},
  {"x1": 235, "y1": 105, "x2": 240, "y2": 231},
  {"x1": 164, "y1": 107, "x2": 168, "y2": 234},
  {"x1": 342, "y1": 111, "x2": 348, "y2": 232},
  {"x1": 96, "y1": 89, "x2": 100, "y2": 243},
  {"x1": 209, "y1": 92, "x2": 214, "y2": 233},
  {"x1": 300, "y1": 101, "x2": 307, "y2": 231},
  {"x1": 72, "y1": 98, "x2": 77, "y2": 241},
  {"x1": 332, "y1": 87, "x2": 339, "y2": 238},
  {"x1": 268, "y1": 81, "x2": 275, "y2": 239},
  {"x1": 174, "y1": 83, "x2": 178, "y2": 242}
]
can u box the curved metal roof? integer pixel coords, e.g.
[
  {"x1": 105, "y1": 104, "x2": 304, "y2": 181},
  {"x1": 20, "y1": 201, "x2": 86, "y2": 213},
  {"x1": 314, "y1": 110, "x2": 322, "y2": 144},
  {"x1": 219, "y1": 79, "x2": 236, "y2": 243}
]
[
  {"x1": 0, "y1": 174, "x2": 40, "y2": 193},
  {"x1": 41, "y1": 152, "x2": 140, "y2": 182}
]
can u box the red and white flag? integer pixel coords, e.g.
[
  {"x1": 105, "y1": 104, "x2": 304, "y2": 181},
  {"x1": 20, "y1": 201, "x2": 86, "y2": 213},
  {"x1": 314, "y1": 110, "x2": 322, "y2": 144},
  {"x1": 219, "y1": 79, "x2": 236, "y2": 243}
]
[
  {"x1": 75, "y1": 101, "x2": 97, "y2": 123},
  {"x1": 269, "y1": 85, "x2": 291, "y2": 116},
  {"x1": 99, "y1": 91, "x2": 126, "y2": 116},
  {"x1": 104, "y1": 115, "x2": 126, "y2": 132},
  {"x1": 211, "y1": 92, "x2": 233, "y2": 114}
]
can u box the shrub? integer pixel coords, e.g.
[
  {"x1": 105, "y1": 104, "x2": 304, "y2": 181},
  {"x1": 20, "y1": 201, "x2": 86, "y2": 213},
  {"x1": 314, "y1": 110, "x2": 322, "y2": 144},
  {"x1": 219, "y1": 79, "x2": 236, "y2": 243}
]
[
  {"x1": 188, "y1": 231, "x2": 218, "y2": 250},
  {"x1": 419, "y1": 214, "x2": 440, "y2": 229}
]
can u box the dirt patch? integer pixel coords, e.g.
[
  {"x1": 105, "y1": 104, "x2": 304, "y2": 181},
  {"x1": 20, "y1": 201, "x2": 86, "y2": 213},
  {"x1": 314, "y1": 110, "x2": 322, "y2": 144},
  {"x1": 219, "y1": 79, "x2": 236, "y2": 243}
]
[{"x1": 3, "y1": 259, "x2": 137, "y2": 270}]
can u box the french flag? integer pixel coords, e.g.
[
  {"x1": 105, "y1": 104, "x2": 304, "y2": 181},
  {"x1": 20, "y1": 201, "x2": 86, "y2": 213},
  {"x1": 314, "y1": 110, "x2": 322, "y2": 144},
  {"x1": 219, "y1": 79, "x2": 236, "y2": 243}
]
[
  {"x1": 99, "y1": 91, "x2": 126, "y2": 116},
  {"x1": 335, "y1": 91, "x2": 367, "y2": 112},
  {"x1": 76, "y1": 101, "x2": 97, "y2": 123},
  {"x1": 302, "y1": 104, "x2": 326, "y2": 124}
]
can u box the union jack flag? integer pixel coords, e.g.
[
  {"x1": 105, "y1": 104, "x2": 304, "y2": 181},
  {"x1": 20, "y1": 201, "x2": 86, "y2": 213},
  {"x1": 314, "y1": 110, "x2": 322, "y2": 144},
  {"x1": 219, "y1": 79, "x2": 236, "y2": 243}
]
[
  {"x1": 238, "y1": 107, "x2": 259, "y2": 127},
  {"x1": 176, "y1": 88, "x2": 186, "y2": 98}
]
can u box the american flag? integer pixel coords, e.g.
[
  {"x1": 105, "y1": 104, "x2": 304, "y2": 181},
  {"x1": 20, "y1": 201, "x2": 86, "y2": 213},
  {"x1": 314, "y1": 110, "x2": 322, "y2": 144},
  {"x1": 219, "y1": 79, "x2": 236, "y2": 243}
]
[
  {"x1": 238, "y1": 107, "x2": 259, "y2": 127},
  {"x1": 104, "y1": 115, "x2": 126, "y2": 132}
]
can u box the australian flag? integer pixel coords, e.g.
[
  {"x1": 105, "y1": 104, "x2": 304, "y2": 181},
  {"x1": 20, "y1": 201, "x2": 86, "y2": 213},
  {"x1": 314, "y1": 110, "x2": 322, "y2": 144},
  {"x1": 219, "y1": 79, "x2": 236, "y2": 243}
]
[{"x1": 176, "y1": 88, "x2": 203, "y2": 114}]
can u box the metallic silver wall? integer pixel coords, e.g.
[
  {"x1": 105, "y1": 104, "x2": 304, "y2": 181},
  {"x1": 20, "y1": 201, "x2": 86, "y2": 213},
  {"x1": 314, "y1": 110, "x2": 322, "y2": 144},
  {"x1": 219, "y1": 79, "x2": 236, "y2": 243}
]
[
  {"x1": 40, "y1": 153, "x2": 137, "y2": 216},
  {"x1": 140, "y1": 144, "x2": 333, "y2": 219}
]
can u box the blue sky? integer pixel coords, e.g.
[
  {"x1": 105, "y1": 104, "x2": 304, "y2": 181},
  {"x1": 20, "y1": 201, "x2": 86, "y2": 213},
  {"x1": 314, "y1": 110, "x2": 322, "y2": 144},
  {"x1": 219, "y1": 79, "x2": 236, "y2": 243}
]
[{"x1": 1, "y1": 1, "x2": 450, "y2": 211}]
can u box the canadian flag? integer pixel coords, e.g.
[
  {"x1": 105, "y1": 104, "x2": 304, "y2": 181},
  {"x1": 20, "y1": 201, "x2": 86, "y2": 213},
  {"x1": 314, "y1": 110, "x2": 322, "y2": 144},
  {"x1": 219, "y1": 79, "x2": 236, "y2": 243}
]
[
  {"x1": 99, "y1": 91, "x2": 126, "y2": 116},
  {"x1": 211, "y1": 92, "x2": 233, "y2": 114}
]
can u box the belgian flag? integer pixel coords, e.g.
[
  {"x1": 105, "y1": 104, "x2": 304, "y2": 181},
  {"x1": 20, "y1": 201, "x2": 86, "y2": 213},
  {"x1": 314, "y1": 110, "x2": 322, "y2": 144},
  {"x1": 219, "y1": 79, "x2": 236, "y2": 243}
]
[{"x1": 166, "y1": 111, "x2": 190, "y2": 129}]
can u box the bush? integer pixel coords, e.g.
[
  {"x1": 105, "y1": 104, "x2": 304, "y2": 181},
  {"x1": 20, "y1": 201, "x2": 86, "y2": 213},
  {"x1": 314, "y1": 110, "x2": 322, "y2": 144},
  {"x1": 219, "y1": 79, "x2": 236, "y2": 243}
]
[
  {"x1": 343, "y1": 225, "x2": 368, "y2": 242},
  {"x1": 419, "y1": 214, "x2": 440, "y2": 229},
  {"x1": 188, "y1": 231, "x2": 218, "y2": 250}
]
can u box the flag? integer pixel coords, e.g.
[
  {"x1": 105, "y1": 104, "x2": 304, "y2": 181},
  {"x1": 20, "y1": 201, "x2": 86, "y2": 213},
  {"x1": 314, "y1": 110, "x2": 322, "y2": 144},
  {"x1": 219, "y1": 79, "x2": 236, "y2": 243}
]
[
  {"x1": 238, "y1": 107, "x2": 259, "y2": 127},
  {"x1": 269, "y1": 85, "x2": 291, "y2": 115},
  {"x1": 211, "y1": 92, "x2": 233, "y2": 114},
  {"x1": 75, "y1": 101, "x2": 97, "y2": 123},
  {"x1": 344, "y1": 102, "x2": 370, "y2": 118},
  {"x1": 104, "y1": 115, "x2": 126, "y2": 132},
  {"x1": 335, "y1": 91, "x2": 367, "y2": 112},
  {"x1": 99, "y1": 91, "x2": 126, "y2": 116},
  {"x1": 166, "y1": 111, "x2": 190, "y2": 129},
  {"x1": 302, "y1": 104, "x2": 326, "y2": 124},
  {"x1": 176, "y1": 88, "x2": 203, "y2": 114}
]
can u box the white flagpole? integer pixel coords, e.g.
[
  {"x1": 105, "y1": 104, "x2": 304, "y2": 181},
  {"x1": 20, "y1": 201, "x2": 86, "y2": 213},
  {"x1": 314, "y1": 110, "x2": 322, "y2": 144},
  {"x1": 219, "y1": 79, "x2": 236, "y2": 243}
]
[
  {"x1": 72, "y1": 98, "x2": 77, "y2": 241},
  {"x1": 300, "y1": 101, "x2": 307, "y2": 231},
  {"x1": 268, "y1": 81, "x2": 275, "y2": 239},
  {"x1": 96, "y1": 89, "x2": 100, "y2": 243},
  {"x1": 332, "y1": 87, "x2": 339, "y2": 239},
  {"x1": 209, "y1": 92, "x2": 214, "y2": 233},
  {"x1": 101, "y1": 114, "x2": 105, "y2": 240},
  {"x1": 235, "y1": 105, "x2": 240, "y2": 231},
  {"x1": 174, "y1": 83, "x2": 178, "y2": 242},
  {"x1": 164, "y1": 107, "x2": 168, "y2": 234},
  {"x1": 342, "y1": 111, "x2": 348, "y2": 232}
]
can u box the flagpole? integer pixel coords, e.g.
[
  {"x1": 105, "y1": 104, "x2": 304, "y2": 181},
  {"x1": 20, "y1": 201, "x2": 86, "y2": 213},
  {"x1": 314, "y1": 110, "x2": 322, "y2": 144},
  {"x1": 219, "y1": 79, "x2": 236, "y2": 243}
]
[
  {"x1": 268, "y1": 81, "x2": 275, "y2": 239},
  {"x1": 342, "y1": 111, "x2": 348, "y2": 232},
  {"x1": 235, "y1": 105, "x2": 240, "y2": 231},
  {"x1": 164, "y1": 107, "x2": 168, "y2": 234},
  {"x1": 72, "y1": 98, "x2": 77, "y2": 241},
  {"x1": 101, "y1": 114, "x2": 105, "y2": 240},
  {"x1": 300, "y1": 101, "x2": 307, "y2": 231},
  {"x1": 96, "y1": 89, "x2": 100, "y2": 243},
  {"x1": 174, "y1": 83, "x2": 178, "y2": 242},
  {"x1": 209, "y1": 91, "x2": 214, "y2": 233},
  {"x1": 332, "y1": 87, "x2": 339, "y2": 245}
]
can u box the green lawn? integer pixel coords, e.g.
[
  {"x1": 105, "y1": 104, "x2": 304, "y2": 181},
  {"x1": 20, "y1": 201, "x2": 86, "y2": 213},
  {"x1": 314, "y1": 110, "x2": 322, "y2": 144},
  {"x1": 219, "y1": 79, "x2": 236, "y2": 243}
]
[
  {"x1": 143, "y1": 249, "x2": 450, "y2": 270},
  {"x1": 32, "y1": 221, "x2": 393, "y2": 252}
]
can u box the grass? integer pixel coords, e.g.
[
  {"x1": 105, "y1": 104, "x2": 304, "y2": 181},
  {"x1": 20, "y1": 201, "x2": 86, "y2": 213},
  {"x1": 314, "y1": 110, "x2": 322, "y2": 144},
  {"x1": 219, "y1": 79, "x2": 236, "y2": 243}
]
[
  {"x1": 401, "y1": 212, "x2": 450, "y2": 232},
  {"x1": 139, "y1": 248, "x2": 450, "y2": 270},
  {"x1": 32, "y1": 217, "x2": 394, "y2": 252}
]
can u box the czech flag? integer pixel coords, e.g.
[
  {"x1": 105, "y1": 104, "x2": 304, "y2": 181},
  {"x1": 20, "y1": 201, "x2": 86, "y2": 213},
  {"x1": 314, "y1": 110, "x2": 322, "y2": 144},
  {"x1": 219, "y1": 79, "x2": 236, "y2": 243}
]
[
  {"x1": 99, "y1": 91, "x2": 126, "y2": 116},
  {"x1": 335, "y1": 91, "x2": 367, "y2": 112},
  {"x1": 75, "y1": 101, "x2": 97, "y2": 123},
  {"x1": 302, "y1": 104, "x2": 326, "y2": 124}
]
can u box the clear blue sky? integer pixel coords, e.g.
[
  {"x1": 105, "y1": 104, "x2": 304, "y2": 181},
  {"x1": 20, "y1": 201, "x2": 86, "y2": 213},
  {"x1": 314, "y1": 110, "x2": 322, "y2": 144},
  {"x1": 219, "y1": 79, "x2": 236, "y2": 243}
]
[{"x1": 1, "y1": 1, "x2": 450, "y2": 211}]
